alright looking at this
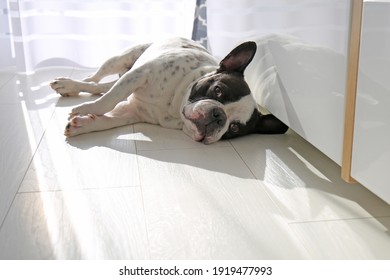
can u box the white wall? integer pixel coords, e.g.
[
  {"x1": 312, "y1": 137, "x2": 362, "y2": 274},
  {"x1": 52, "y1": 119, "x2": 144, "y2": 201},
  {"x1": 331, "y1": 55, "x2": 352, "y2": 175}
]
[{"x1": 351, "y1": 1, "x2": 390, "y2": 204}]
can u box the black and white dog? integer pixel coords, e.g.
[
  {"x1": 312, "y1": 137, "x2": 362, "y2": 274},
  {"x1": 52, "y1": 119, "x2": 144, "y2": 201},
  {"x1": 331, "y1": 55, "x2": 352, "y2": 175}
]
[{"x1": 50, "y1": 37, "x2": 287, "y2": 144}]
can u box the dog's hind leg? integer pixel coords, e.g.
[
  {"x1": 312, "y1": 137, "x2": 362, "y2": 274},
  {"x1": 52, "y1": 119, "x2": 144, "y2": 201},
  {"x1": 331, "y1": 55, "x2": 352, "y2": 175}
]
[
  {"x1": 83, "y1": 43, "x2": 152, "y2": 83},
  {"x1": 69, "y1": 66, "x2": 149, "y2": 117},
  {"x1": 50, "y1": 42, "x2": 151, "y2": 97},
  {"x1": 50, "y1": 78, "x2": 117, "y2": 97}
]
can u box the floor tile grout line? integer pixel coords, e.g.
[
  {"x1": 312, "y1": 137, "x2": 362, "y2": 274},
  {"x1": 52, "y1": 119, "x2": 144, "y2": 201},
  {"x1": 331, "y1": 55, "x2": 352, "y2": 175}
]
[
  {"x1": 229, "y1": 140, "x2": 258, "y2": 180},
  {"x1": 228, "y1": 139, "x2": 309, "y2": 230},
  {"x1": 138, "y1": 185, "x2": 152, "y2": 259},
  {"x1": 133, "y1": 125, "x2": 139, "y2": 154},
  {"x1": 134, "y1": 136, "x2": 153, "y2": 259},
  {"x1": 285, "y1": 215, "x2": 390, "y2": 257},
  {"x1": 136, "y1": 143, "x2": 233, "y2": 153},
  {"x1": 228, "y1": 139, "x2": 307, "y2": 247},
  {"x1": 0, "y1": 107, "x2": 56, "y2": 232},
  {"x1": 133, "y1": 124, "x2": 152, "y2": 258},
  {"x1": 287, "y1": 215, "x2": 390, "y2": 225},
  {"x1": 0, "y1": 72, "x2": 17, "y2": 91},
  {"x1": 16, "y1": 184, "x2": 143, "y2": 195},
  {"x1": 0, "y1": 66, "x2": 74, "y2": 231}
]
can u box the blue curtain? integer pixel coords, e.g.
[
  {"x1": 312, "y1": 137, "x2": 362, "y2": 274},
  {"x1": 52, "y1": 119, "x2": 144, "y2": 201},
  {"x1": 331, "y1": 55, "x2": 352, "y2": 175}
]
[{"x1": 192, "y1": 0, "x2": 207, "y2": 48}]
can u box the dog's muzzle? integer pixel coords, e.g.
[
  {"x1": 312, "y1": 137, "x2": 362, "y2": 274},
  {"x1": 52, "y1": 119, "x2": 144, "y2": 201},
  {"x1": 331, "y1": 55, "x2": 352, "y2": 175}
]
[{"x1": 182, "y1": 102, "x2": 227, "y2": 144}]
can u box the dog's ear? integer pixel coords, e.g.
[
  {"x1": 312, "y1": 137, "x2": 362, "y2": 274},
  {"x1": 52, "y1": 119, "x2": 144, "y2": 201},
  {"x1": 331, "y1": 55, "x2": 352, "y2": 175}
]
[
  {"x1": 222, "y1": 110, "x2": 288, "y2": 140},
  {"x1": 218, "y1": 41, "x2": 257, "y2": 74},
  {"x1": 254, "y1": 112, "x2": 289, "y2": 134}
]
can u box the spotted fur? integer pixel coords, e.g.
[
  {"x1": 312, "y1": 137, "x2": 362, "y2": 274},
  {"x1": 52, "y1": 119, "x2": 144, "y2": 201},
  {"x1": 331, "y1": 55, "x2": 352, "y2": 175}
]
[{"x1": 50, "y1": 37, "x2": 287, "y2": 142}]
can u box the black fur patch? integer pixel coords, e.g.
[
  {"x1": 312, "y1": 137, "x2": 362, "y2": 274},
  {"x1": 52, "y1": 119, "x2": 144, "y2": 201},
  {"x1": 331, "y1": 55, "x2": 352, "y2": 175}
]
[
  {"x1": 222, "y1": 109, "x2": 289, "y2": 139},
  {"x1": 188, "y1": 72, "x2": 251, "y2": 105}
]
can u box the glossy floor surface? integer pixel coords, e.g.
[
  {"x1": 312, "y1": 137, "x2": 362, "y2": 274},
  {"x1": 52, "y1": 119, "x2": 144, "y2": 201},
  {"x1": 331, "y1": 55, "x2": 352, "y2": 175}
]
[{"x1": 1, "y1": 67, "x2": 390, "y2": 259}]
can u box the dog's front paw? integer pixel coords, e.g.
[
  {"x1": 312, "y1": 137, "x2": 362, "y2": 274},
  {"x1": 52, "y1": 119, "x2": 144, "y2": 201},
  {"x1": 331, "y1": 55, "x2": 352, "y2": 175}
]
[
  {"x1": 65, "y1": 114, "x2": 97, "y2": 137},
  {"x1": 50, "y1": 77, "x2": 81, "y2": 97},
  {"x1": 69, "y1": 101, "x2": 99, "y2": 120}
]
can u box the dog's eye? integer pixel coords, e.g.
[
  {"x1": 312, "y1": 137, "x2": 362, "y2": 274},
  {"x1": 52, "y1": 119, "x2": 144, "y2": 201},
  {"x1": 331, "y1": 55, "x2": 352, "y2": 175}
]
[
  {"x1": 229, "y1": 123, "x2": 239, "y2": 133},
  {"x1": 214, "y1": 86, "x2": 222, "y2": 98}
]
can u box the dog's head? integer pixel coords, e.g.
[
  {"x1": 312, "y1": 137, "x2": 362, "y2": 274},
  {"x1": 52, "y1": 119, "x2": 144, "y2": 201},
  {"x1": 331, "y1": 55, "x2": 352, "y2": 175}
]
[{"x1": 181, "y1": 41, "x2": 288, "y2": 144}]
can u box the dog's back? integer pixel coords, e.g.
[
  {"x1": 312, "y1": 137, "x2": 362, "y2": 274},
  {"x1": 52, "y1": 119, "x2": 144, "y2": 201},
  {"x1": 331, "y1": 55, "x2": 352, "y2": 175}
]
[
  {"x1": 128, "y1": 37, "x2": 219, "y2": 126},
  {"x1": 130, "y1": 38, "x2": 218, "y2": 102}
]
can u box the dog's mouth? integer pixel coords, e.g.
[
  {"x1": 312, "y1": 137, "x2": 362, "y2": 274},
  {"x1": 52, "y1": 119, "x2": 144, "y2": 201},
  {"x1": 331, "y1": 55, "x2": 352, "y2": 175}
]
[
  {"x1": 188, "y1": 123, "x2": 216, "y2": 144},
  {"x1": 182, "y1": 105, "x2": 227, "y2": 144},
  {"x1": 191, "y1": 123, "x2": 211, "y2": 143}
]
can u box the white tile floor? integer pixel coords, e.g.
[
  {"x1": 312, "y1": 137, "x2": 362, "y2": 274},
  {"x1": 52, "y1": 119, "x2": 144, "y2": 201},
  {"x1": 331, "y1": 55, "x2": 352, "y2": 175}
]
[{"x1": 1, "y1": 67, "x2": 390, "y2": 260}]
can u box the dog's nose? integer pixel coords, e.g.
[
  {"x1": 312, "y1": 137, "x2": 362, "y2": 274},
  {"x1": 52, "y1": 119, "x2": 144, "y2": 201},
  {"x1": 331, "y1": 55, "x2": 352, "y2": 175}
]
[{"x1": 210, "y1": 107, "x2": 226, "y2": 126}]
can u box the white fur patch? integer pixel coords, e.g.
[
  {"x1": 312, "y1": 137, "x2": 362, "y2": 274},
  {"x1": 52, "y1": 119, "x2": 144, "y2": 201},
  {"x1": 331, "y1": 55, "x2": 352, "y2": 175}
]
[
  {"x1": 224, "y1": 94, "x2": 257, "y2": 123},
  {"x1": 181, "y1": 93, "x2": 258, "y2": 144}
]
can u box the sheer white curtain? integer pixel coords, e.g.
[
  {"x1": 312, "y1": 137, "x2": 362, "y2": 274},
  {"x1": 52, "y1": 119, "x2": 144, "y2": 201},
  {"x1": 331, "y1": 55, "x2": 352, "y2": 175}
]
[
  {"x1": 1, "y1": 0, "x2": 196, "y2": 72},
  {"x1": 207, "y1": 0, "x2": 351, "y2": 60}
]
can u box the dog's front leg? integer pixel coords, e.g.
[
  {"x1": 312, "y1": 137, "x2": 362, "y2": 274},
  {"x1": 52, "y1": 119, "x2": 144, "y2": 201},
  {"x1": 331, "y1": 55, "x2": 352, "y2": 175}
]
[{"x1": 69, "y1": 68, "x2": 149, "y2": 118}]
